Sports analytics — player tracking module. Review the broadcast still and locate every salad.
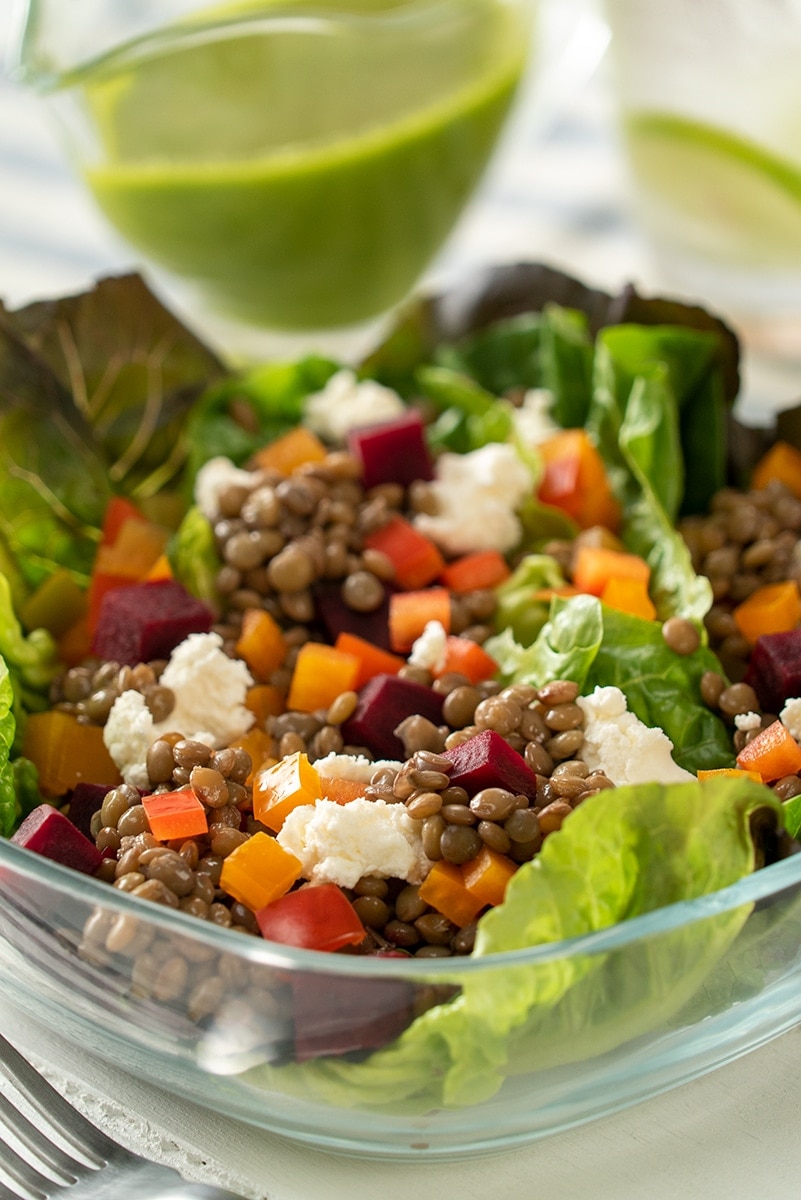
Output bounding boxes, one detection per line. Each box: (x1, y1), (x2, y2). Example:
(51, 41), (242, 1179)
(1, 264), (801, 1109)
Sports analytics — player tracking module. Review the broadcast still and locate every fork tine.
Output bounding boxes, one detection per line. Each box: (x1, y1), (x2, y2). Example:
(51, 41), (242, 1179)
(0, 1091), (80, 1187)
(0, 1136), (52, 1200)
(0, 1034), (112, 1169)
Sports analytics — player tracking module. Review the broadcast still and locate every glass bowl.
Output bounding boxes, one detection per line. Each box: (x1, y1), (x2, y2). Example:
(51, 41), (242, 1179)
(2, 832), (801, 1159)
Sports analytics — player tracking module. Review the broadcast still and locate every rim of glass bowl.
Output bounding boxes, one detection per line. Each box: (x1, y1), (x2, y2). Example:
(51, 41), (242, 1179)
(15, 0), (534, 93)
(1, 835), (800, 979)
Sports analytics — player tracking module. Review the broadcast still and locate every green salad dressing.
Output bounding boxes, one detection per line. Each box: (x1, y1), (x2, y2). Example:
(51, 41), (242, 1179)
(72, 0), (529, 330)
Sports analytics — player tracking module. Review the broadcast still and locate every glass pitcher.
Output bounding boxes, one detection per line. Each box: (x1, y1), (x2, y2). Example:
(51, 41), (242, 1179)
(11, 0), (536, 355)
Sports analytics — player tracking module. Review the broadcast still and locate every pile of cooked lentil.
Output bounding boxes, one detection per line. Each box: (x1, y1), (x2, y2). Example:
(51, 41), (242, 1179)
(46, 443), (801, 988)
(679, 479), (801, 680)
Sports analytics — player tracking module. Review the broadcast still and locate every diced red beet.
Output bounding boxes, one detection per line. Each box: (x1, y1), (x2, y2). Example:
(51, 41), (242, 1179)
(67, 783), (116, 839)
(347, 409), (434, 490)
(442, 729), (539, 800)
(92, 579), (213, 666)
(12, 805), (104, 875)
(340, 673), (444, 759)
(290, 973), (416, 1061)
(314, 581), (393, 651)
(744, 629), (801, 713)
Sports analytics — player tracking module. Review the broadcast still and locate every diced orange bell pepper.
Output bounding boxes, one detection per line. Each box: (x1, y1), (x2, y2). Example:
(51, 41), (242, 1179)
(600, 575), (657, 621)
(286, 642), (360, 712)
(101, 496), (148, 545)
(57, 614), (93, 667)
(418, 860), (485, 927)
(319, 777), (365, 805)
(440, 550), (511, 594)
(219, 832), (302, 912)
(251, 427), (327, 475)
(142, 789), (209, 841)
(252, 751), (322, 831)
(736, 720), (801, 782)
(19, 568), (88, 640)
(88, 516), (170, 630)
(537, 429), (622, 532)
(363, 516), (445, 591)
(751, 441), (801, 499)
(733, 581), (801, 645)
(432, 636), (499, 684)
(245, 683), (286, 725)
(572, 545), (650, 597)
(144, 553), (173, 581)
(22, 711), (122, 797)
(333, 632), (404, 689)
(230, 728), (277, 784)
(697, 767), (763, 784)
(388, 587), (451, 654)
(461, 845), (517, 909)
(235, 608), (288, 681)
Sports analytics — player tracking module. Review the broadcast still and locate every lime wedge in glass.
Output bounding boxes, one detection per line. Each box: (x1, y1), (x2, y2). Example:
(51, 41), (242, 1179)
(624, 112), (801, 269)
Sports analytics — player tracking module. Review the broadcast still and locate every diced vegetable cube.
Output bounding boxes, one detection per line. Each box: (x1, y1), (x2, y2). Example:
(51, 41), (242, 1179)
(252, 751), (322, 831)
(286, 642), (360, 712)
(443, 729), (539, 800)
(340, 674), (445, 760)
(745, 629), (801, 712)
(418, 859), (484, 927)
(347, 409), (433, 489)
(255, 882), (365, 951)
(315, 581), (393, 650)
(142, 789), (209, 841)
(363, 516), (444, 590)
(219, 832), (302, 911)
(92, 579), (213, 666)
(22, 711), (122, 797)
(12, 805), (104, 875)
(290, 972), (416, 1061)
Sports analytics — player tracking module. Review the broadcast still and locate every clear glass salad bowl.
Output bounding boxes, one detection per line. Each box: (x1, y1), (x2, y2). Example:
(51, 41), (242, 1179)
(2, 832), (801, 1158)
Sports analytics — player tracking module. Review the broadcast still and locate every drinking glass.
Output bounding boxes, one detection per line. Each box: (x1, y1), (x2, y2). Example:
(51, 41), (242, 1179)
(12, 0), (536, 359)
(603, 0), (801, 372)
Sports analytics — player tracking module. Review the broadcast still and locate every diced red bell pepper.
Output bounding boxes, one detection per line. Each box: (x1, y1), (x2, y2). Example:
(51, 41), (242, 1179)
(255, 882), (365, 952)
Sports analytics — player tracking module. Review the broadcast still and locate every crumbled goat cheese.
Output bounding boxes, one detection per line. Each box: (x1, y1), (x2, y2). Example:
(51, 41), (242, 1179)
(511, 388), (560, 446)
(303, 368), (405, 444)
(408, 620), (448, 672)
(104, 632), (253, 789)
(314, 753), (403, 782)
(413, 442), (534, 556)
(277, 798), (431, 888)
(781, 697), (801, 741)
(577, 686), (694, 787)
(734, 711), (763, 733)
(194, 456), (256, 521)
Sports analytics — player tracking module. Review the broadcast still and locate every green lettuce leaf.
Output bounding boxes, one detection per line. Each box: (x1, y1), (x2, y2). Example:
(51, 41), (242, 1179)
(490, 553), (568, 646)
(486, 594), (734, 772)
(0, 661), (16, 837)
(0, 573), (58, 741)
(487, 592), (603, 691)
(167, 506), (222, 613)
(585, 606), (735, 773)
(251, 777), (779, 1110)
(183, 356), (339, 490)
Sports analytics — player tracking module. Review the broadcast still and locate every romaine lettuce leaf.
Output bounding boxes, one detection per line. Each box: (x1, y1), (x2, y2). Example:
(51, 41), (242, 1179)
(183, 356), (339, 490)
(253, 777), (779, 1110)
(0, 662), (16, 836)
(0, 573), (58, 732)
(486, 593), (734, 773)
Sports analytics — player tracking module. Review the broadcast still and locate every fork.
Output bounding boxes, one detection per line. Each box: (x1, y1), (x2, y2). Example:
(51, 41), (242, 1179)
(0, 1031), (249, 1200)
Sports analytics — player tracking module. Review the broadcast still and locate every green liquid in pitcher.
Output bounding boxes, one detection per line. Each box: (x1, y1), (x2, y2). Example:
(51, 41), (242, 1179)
(72, 0), (529, 330)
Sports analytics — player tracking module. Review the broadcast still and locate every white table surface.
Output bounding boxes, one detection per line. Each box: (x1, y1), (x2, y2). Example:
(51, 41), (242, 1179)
(3, 5), (801, 1198)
